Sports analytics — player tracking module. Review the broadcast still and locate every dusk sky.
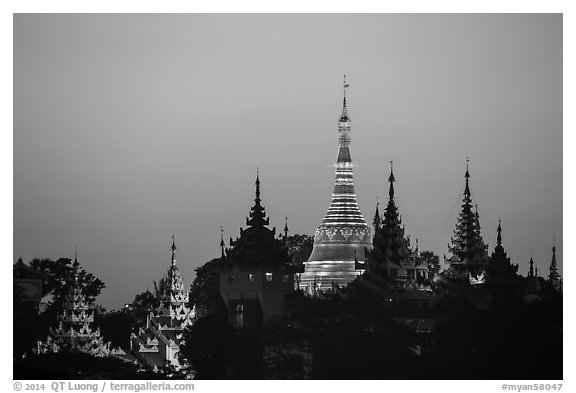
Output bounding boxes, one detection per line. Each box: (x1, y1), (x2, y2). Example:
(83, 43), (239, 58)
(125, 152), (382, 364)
(13, 14), (562, 309)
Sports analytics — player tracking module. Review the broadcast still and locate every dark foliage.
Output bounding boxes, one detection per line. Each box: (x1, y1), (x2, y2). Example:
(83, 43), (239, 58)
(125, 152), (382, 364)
(179, 312), (230, 379)
(95, 308), (135, 349)
(286, 234), (314, 268)
(425, 294), (562, 379)
(29, 258), (105, 304)
(189, 258), (226, 319)
(14, 352), (158, 380)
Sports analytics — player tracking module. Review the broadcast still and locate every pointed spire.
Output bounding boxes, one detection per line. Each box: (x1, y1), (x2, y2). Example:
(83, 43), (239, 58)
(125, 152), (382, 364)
(220, 227), (225, 259)
(548, 233), (561, 292)
(340, 74), (349, 121)
(551, 234), (557, 268)
(72, 245), (79, 281)
(171, 234), (177, 266)
(373, 197), (381, 229)
(284, 217), (289, 238)
(388, 161), (395, 199)
(256, 167), (261, 200)
(497, 219), (502, 246)
(246, 169), (270, 228)
(464, 157), (471, 199)
(529, 256), (534, 278)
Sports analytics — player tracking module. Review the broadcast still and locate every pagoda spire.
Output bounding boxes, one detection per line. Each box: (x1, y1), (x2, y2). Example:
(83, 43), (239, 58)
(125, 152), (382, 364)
(373, 197), (381, 231)
(220, 227), (225, 259)
(548, 234), (562, 292)
(529, 251), (534, 278)
(369, 162), (414, 271)
(487, 219), (518, 284)
(301, 77), (371, 292)
(464, 157), (471, 201)
(340, 74), (349, 121)
(72, 245), (80, 281)
(551, 234), (557, 269)
(246, 169), (270, 228)
(171, 234), (177, 266)
(388, 161), (395, 199)
(284, 217), (289, 238)
(382, 162), (400, 229)
(445, 158), (489, 278)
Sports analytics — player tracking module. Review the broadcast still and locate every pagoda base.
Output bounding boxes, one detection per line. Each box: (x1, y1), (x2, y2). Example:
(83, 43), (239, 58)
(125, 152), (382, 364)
(299, 260), (363, 294)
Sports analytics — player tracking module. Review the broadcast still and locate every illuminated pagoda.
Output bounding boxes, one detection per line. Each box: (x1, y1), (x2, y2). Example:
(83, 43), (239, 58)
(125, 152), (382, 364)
(444, 159), (489, 283)
(548, 237), (562, 293)
(219, 172), (297, 327)
(365, 162), (427, 285)
(300, 76), (371, 293)
(130, 236), (194, 369)
(38, 254), (127, 358)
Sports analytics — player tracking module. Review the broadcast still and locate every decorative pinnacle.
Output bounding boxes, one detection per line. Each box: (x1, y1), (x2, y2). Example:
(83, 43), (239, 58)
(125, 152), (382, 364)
(373, 197), (381, 228)
(256, 167), (261, 200)
(171, 234), (177, 265)
(73, 245), (79, 281)
(551, 233), (557, 268)
(388, 161), (396, 198)
(497, 219), (502, 246)
(220, 226), (225, 258)
(284, 217), (289, 236)
(247, 170), (269, 227)
(341, 75), (349, 120)
(464, 157), (471, 199)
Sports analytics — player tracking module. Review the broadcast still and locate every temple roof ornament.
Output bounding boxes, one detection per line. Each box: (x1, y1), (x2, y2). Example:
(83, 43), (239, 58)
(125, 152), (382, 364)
(367, 162), (420, 280)
(388, 161), (395, 199)
(487, 220), (518, 284)
(340, 74), (349, 121)
(224, 174), (294, 270)
(548, 235), (562, 292)
(246, 170), (270, 228)
(220, 226), (226, 259)
(284, 217), (289, 238)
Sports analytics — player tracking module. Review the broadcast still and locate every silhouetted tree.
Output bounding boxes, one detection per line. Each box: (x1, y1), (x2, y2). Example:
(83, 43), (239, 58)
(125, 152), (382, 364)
(95, 308), (135, 349)
(189, 258), (226, 318)
(420, 250), (440, 277)
(286, 234), (313, 268)
(179, 312), (231, 379)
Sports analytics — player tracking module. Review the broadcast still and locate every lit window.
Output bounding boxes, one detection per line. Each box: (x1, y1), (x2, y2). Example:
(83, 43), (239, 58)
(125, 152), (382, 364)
(248, 273), (255, 282)
(266, 272), (273, 281)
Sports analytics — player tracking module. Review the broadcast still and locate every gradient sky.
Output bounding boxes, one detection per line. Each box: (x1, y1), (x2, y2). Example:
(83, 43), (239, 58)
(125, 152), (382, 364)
(13, 14), (562, 309)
